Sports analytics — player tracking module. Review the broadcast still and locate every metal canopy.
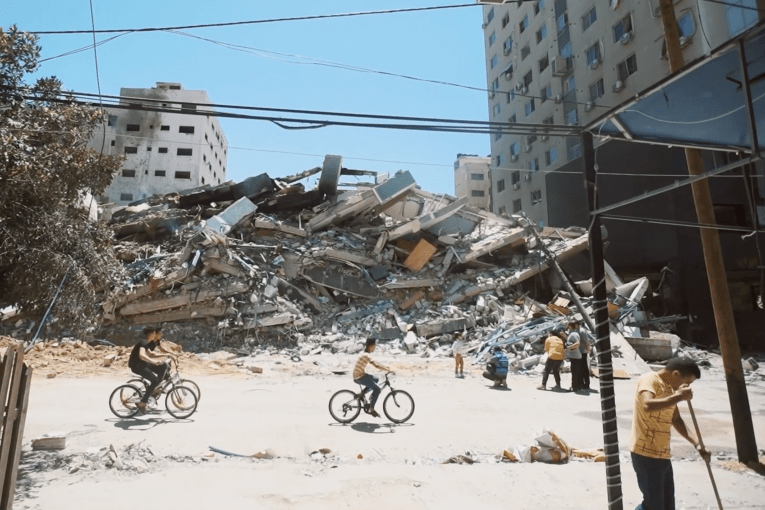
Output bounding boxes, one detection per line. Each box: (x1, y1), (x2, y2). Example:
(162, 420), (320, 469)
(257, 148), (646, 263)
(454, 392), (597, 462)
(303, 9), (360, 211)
(587, 22), (765, 153)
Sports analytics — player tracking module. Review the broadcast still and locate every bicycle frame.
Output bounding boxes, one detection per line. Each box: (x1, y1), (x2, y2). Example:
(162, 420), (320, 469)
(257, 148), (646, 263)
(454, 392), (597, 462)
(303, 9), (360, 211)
(356, 372), (394, 401)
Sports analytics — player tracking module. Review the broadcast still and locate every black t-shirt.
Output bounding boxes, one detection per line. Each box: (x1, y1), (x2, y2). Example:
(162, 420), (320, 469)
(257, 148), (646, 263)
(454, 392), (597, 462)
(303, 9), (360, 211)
(129, 339), (156, 370)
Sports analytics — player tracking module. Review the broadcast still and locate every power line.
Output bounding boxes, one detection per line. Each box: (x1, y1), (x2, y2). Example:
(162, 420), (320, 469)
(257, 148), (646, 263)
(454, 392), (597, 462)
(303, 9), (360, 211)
(702, 0), (765, 13)
(601, 213), (765, 234)
(29, 4), (477, 35)
(38, 33), (128, 63)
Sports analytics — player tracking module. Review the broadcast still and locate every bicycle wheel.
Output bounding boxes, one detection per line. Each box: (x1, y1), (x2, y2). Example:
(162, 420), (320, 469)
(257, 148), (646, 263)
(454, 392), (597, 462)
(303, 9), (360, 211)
(383, 390), (415, 423)
(165, 385), (198, 419)
(109, 384), (142, 418)
(179, 379), (201, 402)
(328, 389), (361, 424)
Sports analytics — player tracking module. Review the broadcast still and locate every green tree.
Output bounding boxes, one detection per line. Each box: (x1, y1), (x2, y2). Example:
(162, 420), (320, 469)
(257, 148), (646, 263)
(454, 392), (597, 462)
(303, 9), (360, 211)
(0, 25), (123, 333)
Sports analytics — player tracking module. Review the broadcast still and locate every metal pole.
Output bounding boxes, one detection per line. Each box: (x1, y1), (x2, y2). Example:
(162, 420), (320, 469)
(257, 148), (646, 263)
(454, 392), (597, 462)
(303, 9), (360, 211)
(582, 131), (622, 509)
(659, 0), (758, 463)
(688, 401), (724, 510)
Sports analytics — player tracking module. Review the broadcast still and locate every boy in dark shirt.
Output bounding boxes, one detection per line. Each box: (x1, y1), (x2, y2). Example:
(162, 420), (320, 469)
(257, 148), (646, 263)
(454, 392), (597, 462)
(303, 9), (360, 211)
(128, 327), (173, 413)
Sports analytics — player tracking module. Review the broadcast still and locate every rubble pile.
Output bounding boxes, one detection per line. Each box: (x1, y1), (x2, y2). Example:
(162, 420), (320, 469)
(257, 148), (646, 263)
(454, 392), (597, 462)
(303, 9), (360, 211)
(88, 156), (597, 355)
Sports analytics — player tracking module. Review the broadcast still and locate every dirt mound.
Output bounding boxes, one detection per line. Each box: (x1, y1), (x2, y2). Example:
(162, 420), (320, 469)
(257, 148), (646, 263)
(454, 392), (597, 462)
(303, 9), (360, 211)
(0, 336), (241, 378)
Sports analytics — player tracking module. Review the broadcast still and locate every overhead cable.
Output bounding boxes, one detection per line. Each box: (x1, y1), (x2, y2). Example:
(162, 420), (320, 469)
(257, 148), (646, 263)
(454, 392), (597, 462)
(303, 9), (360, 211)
(702, 0), (765, 12)
(29, 4), (477, 35)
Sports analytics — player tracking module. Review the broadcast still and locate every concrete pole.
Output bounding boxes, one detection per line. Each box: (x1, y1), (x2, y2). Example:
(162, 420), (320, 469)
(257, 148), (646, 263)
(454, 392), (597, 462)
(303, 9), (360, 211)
(658, 0), (758, 463)
(582, 131), (623, 510)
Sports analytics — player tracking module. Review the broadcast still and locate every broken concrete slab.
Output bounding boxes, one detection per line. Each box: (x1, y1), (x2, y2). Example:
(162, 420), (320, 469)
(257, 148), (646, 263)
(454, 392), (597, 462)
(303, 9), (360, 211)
(301, 266), (379, 299)
(415, 318), (475, 337)
(205, 197), (258, 235)
(319, 155), (343, 196)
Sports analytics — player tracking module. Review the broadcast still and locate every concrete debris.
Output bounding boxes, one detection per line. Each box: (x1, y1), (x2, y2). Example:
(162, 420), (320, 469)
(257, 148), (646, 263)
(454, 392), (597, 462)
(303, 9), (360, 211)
(5, 154), (745, 372)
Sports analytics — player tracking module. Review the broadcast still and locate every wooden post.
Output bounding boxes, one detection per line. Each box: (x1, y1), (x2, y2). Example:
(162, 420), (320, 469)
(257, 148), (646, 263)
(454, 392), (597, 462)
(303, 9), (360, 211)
(658, 0), (758, 463)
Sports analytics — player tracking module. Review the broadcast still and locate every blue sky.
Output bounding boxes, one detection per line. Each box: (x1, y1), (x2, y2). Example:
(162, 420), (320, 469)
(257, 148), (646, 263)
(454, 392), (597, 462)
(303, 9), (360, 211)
(6, 1), (490, 195)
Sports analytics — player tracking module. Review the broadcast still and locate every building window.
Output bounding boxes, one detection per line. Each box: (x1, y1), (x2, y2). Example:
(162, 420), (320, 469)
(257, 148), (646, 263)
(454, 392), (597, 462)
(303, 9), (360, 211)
(504, 38), (513, 54)
(726, 0), (758, 37)
(487, 7), (495, 24)
(494, 130), (503, 141)
(175, 171), (191, 179)
(177, 148), (193, 156)
(203, 154), (207, 162)
(160, 125), (170, 131)
(179, 126), (195, 134)
(539, 54), (549, 73)
(181, 103), (196, 112)
(521, 44), (531, 60)
(525, 99), (536, 116)
(507, 90), (515, 102)
(529, 158), (539, 171)
(471, 173), (485, 181)
(155, 170), (166, 177)
(582, 6), (597, 32)
(678, 12), (694, 37)
(520, 15), (529, 33)
(124, 146), (138, 154)
(531, 189), (542, 205)
(545, 147), (558, 165)
(524, 71), (533, 88)
(569, 143), (583, 161)
(567, 109), (579, 125)
(513, 199), (522, 213)
(121, 169), (136, 178)
(489, 32), (496, 46)
(126, 124), (140, 132)
(497, 179), (506, 192)
(534, 1), (545, 15)
(511, 142), (521, 156)
(511, 171), (521, 185)
(495, 154), (504, 167)
(107, 115), (118, 126)
(498, 206), (507, 215)
(146, 147), (151, 152)
(613, 15), (633, 43)
(560, 41), (573, 59)
(501, 12), (510, 29)
(589, 79), (605, 101)
(564, 75), (576, 94)
(509, 114), (517, 123)
(586, 43), (601, 66)
(110, 140), (115, 146)
(617, 54), (638, 82)
(120, 193), (133, 202)
(205, 133), (208, 141)
(202, 177), (206, 184)
(471, 190), (486, 197)
(536, 24), (547, 43)
(493, 104), (501, 118)
(492, 78), (500, 92)
(557, 12), (568, 33)
(541, 83), (552, 103)
(490, 55), (499, 69)
(158, 147), (168, 154)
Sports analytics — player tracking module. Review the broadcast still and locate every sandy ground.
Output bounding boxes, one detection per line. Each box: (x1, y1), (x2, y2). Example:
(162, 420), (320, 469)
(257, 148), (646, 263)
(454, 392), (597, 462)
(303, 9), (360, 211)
(11, 352), (765, 510)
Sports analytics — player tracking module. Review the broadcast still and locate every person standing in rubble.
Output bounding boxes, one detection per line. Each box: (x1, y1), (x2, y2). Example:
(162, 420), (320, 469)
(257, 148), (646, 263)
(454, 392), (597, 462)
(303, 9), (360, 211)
(128, 327), (174, 414)
(563, 322), (584, 392)
(577, 324), (593, 392)
(630, 357), (710, 510)
(482, 345), (509, 388)
(353, 338), (392, 418)
(538, 330), (565, 391)
(452, 331), (467, 378)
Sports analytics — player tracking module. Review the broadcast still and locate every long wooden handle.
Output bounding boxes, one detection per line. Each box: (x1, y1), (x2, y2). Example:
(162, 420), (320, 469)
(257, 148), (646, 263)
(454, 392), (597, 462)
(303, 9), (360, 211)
(688, 401), (724, 510)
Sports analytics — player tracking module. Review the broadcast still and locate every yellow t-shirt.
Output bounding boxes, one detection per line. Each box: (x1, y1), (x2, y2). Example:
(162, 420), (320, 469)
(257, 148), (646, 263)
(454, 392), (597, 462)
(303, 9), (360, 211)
(629, 372), (675, 459)
(353, 354), (371, 380)
(544, 336), (565, 361)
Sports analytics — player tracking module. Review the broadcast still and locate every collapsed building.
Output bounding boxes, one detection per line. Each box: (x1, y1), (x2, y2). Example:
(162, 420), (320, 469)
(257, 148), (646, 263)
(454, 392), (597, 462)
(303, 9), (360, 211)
(2, 155), (715, 374)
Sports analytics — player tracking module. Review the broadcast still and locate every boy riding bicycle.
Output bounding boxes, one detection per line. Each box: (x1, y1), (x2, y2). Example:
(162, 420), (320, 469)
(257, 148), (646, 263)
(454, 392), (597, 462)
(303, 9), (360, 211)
(353, 338), (392, 418)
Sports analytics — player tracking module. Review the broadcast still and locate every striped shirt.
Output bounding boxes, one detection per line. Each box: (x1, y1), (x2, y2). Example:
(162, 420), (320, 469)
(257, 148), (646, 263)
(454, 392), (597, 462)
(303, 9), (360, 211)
(353, 354), (372, 379)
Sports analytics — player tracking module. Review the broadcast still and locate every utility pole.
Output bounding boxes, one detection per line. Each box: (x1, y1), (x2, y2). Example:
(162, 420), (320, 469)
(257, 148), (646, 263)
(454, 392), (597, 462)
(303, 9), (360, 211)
(658, 0), (758, 463)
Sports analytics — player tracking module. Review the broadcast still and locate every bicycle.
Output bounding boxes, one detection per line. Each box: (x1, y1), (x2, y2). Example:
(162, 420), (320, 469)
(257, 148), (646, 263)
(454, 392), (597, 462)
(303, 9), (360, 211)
(328, 372), (415, 424)
(109, 359), (198, 419)
(125, 357), (201, 402)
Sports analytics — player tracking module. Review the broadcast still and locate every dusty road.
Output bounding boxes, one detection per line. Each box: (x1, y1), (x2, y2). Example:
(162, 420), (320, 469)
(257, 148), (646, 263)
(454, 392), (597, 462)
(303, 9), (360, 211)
(14, 354), (765, 509)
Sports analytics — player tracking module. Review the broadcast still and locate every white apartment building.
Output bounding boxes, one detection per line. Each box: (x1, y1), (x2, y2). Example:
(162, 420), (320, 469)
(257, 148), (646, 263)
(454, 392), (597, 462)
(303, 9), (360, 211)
(479, 0), (762, 226)
(454, 154), (492, 210)
(90, 82), (228, 205)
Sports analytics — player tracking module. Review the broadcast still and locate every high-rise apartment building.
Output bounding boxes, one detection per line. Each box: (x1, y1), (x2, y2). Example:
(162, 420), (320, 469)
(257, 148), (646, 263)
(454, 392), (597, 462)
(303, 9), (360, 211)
(479, 0), (761, 226)
(454, 154), (492, 210)
(89, 82), (228, 205)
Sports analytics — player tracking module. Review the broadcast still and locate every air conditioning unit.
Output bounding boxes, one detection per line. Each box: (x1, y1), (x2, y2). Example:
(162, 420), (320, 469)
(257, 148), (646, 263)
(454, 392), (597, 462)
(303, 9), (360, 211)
(588, 59), (601, 70)
(482, 23), (488, 29)
(613, 80), (624, 92)
(510, 154), (519, 162)
(552, 56), (567, 76)
(512, 183), (521, 190)
(524, 145), (533, 153)
(679, 35), (690, 47)
(489, 91), (496, 99)
(520, 86), (528, 95)
(541, 135), (549, 141)
(515, 82), (523, 91)
(504, 47), (512, 56)
(584, 101), (594, 112)
(620, 31), (633, 45)
(504, 71), (513, 81)
(554, 94), (562, 103)
(524, 174), (532, 182)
